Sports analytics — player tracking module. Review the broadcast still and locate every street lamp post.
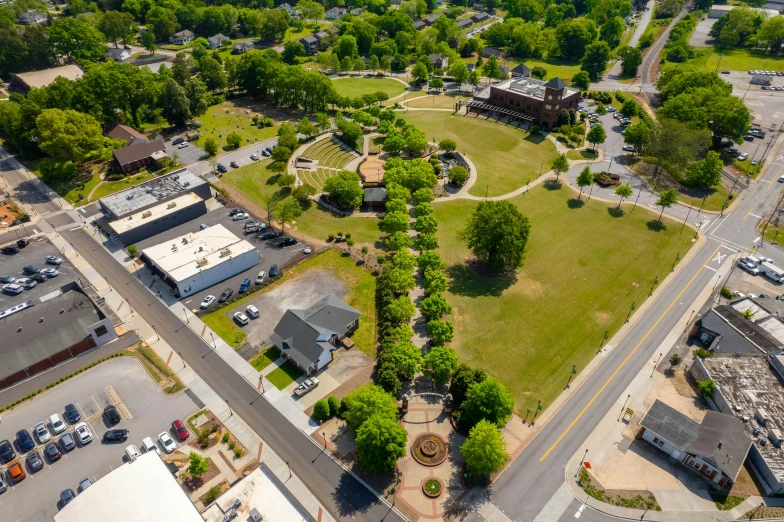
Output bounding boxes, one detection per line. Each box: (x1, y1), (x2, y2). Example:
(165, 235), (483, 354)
(203, 333), (219, 358)
(749, 502), (765, 521)
(599, 330), (609, 348)
(619, 394), (630, 420)
(566, 364), (577, 388)
(226, 399), (232, 417)
(651, 353), (663, 377)
(577, 449), (588, 476)
(532, 400), (542, 424)
(649, 275), (659, 296)
(671, 252), (680, 272)
(680, 202), (692, 233)
(626, 301), (636, 323)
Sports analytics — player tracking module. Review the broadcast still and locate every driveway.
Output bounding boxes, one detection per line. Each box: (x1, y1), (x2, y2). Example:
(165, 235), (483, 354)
(167, 141), (205, 167)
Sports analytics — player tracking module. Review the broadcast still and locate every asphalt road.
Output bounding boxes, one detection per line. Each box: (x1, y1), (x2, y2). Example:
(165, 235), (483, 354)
(61, 227), (402, 522)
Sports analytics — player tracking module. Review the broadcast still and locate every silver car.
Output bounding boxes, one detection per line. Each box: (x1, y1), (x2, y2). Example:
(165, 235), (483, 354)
(34, 422), (51, 443)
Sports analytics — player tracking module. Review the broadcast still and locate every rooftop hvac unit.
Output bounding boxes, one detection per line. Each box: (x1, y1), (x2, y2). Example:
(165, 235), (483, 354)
(770, 429), (783, 447)
(126, 193), (134, 200)
(183, 181), (190, 187)
(142, 211), (152, 218)
(219, 248), (231, 257)
(195, 258), (208, 267)
(147, 187), (153, 193)
(167, 202), (177, 209)
(173, 174), (179, 180)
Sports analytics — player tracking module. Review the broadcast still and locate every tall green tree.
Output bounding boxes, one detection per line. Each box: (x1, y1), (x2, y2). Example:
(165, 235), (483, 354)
(460, 200), (531, 272)
(423, 346), (459, 383)
(450, 364), (486, 408)
(551, 153), (569, 181)
(581, 41), (611, 80)
(619, 46), (642, 77)
(461, 419), (507, 476)
(461, 377), (515, 428)
(99, 10), (137, 47)
(159, 78), (191, 126)
(623, 123), (650, 153)
(35, 109), (106, 163)
(576, 166), (593, 200)
(614, 183), (632, 209)
(48, 18), (107, 62)
(342, 384), (398, 431)
(146, 6), (179, 41)
(187, 452), (209, 477)
(685, 151), (723, 188)
(385, 340), (423, 378)
(355, 414), (408, 473)
(586, 124), (607, 151)
(198, 56), (226, 92)
(656, 188), (678, 222)
(323, 170), (364, 210)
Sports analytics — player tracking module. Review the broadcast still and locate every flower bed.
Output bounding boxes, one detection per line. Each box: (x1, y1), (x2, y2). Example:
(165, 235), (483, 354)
(423, 478), (442, 498)
(411, 433), (448, 466)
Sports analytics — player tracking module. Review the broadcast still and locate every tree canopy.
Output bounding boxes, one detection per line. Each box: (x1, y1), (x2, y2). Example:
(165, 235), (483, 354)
(461, 377), (515, 428)
(342, 384), (398, 431)
(460, 200), (531, 272)
(461, 419), (507, 476)
(323, 170), (364, 210)
(355, 414), (408, 473)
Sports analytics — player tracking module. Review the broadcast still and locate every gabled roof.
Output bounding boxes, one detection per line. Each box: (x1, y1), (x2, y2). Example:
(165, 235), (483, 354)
(640, 399), (700, 450)
(233, 41), (254, 50)
(314, 31), (329, 39)
(113, 139), (166, 167)
(413, 20), (426, 29)
(483, 47), (501, 57)
(457, 18), (473, 27)
(545, 77), (566, 90)
(300, 35), (318, 44)
(208, 33), (228, 43)
(688, 410), (751, 482)
(106, 123), (147, 144)
(511, 63), (531, 75)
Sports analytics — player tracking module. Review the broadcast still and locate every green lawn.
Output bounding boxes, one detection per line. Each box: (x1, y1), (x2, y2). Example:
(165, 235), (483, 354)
(215, 46), (262, 62)
(633, 162), (730, 212)
(567, 149), (598, 161)
(267, 361), (303, 390)
(195, 101), (281, 151)
(662, 48), (784, 74)
(250, 346), (281, 371)
(284, 22), (323, 42)
(432, 184), (693, 415)
(292, 205), (383, 249)
(91, 172), (156, 201)
(332, 77), (408, 99)
(405, 93), (471, 109)
(220, 158), (279, 203)
(201, 250), (377, 357)
(400, 111), (559, 197)
(498, 57), (582, 81)
(761, 223), (784, 248)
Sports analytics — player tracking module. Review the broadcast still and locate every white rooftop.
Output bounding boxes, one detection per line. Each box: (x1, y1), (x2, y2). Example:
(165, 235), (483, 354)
(142, 224), (256, 282)
(108, 192), (203, 234)
(100, 168), (205, 218)
(54, 452), (202, 522)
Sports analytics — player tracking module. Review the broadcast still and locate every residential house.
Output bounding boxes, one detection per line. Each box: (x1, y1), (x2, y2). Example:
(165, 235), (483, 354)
(429, 54), (448, 69)
(232, 41), (254, 54)
(106, 48), (131, 62)
(106, 123), (167, 174)
(207, 33), (229, 48)
(511, 63), (531, 78)
(350, 7), (364, 15)
(10, 65), (83, 94)
(472, 3), (485, 10)
(17, 9), (47, 25)
(278, 3), (300, 16)
(471, 11), (489, 22)
(423, 13), (442, 25)
(300, 35), (320, 55)
(270, 294), (361, 375)
(413, 19), (426, 30)
(483, 47), (501, 58)
(457, 18), (473, 29)
(169, 30), (194, 45)
(638, 399), (752, 487)
(326, 7), (347, 19)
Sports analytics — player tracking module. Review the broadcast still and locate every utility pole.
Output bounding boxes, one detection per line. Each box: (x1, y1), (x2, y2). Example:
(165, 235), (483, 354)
(761, 192), (784, 245)
(651, 353), (663, 377)
(619, 394), (630, 420)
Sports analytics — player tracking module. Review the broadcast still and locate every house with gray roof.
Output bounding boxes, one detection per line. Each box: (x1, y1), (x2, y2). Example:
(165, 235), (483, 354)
(270, 294), (361, 375)
(300, 35), (320, 55)
(207, 33), (230, 48)
(638, 399), (752, 487)
(457, 18), (473, 29)
(170, 30), (194, 45)
(233, 41), (254, 54)
(693, 304), (783, 356)
(413, 19), (426, 30)
(17, 9), (47, 25)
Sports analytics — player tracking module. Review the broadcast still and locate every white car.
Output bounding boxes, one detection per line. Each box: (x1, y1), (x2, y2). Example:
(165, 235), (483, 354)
(200, 295), (215, 309)
(234, 311), (249, 325)
(733, 291), (746, 298)
(250, 154), (259, 161)
(50, 413), (66, 434)
(45, 255), (63, 265)
(246, 305), (260, 318)
(73, 422), (93, 445)
(232, 212), (250, 221)
(125, 444), (141, 461)
(34, 422), (51, 443)
(622, 145), (635, 152)
(738, 153), (749, 161)
(141, 436), (160, 455)
(158, 432), (176, 453)
(41, 268), (59, 278)
(177, 142), (190, 149)
(2, 283), (23, 295)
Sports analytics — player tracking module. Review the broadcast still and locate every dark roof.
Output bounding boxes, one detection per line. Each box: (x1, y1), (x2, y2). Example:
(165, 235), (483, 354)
(413, 20), (426, 29)
(315, 31), (329, 40)
(472, 12), (489, 20)
(457, 18), (472, 27)
(113, 139), (166, 167)
(700, 306), (782, 354)
(106, 123), (147, 145)
(687, 411), (751, 481)
(545, 77), (567, 89)
(467, 63), (476, 71)
(270, 294), (360, 369)
(428, 54), (446, 62)
(172, 30), (193, 38)
(0, 291), (103, 381)
(106, 48), (129, 60)
(511, 63), (531, 76)
(233, 41), (254, 50)
(425, 13), (442, 22)
(364, 187), (387, 202)
(640, 400), (700, 450)
(300, 35), (318, 44)
(483, 47), (501, 57)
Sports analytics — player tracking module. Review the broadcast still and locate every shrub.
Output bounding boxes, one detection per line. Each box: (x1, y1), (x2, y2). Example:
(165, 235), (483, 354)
(530, 125), (541, 134)
(697, 379), (716, 397)
(228, 440), (236, 449)
(222, 433), (230, 443)
(693, 347), (712, 359)
(233, 448), (242, 458)
(314, 399), (331, 420)
(328, 395), (340, 417)
(328, 234), (335, 241)
(720, 287), (734, 299)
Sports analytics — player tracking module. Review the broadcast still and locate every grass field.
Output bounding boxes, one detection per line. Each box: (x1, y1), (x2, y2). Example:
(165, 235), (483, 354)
(202, 250), (377, 357)
(250, 347), (280, 371)
(220, 158), (278, 204)
(195, 101), (281, 151)
(567, 149), (598, 160)
(498, 58), (582, 81)
(431, 184), (693, 414)
(216, 45), (261, 62)
(400, 111), (558, 197)
(633, 163), (730, 212)
(662, 48), (784, 74)
(404, 93), (471, 109)
(267, 361), (303, 390)
(293, 205), (383, 249)
(332, 77), (408, 99)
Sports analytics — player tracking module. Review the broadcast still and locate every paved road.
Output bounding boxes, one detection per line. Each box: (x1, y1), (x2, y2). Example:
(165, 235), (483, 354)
(60, 227), (403, 522)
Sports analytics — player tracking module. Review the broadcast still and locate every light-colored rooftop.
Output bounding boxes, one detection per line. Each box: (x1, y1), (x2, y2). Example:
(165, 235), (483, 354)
(108, 193), (203, 234)
(100, 168), (204, 218)
(491, 76), (580, 101)
(142, 224), (256, 283)
(13, 65), (83, 89)
(54, 452), (202, 522)
(729, 297), (784, 345)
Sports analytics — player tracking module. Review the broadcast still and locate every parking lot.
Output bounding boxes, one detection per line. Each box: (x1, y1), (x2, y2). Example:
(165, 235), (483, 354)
(130, 207), (311, 312)
(164, 140), (206, 167)
(0, 357), (198, 522)
(0, 235), (85, 308)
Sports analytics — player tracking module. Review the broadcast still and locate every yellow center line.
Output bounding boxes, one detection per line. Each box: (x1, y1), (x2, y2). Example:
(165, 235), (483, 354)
(539, 243), (723, 462)
(744, 208), (754, 220)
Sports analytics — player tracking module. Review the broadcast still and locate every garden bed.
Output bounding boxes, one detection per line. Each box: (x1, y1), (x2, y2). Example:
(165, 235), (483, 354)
(411, 433), (448, 466)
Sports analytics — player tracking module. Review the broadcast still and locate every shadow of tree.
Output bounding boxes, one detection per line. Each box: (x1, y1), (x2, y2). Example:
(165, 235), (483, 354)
(446, 263), (517, 297)
(567, 198), (584, 209)
(607, 206), (624, 218)
(524, 133), (546, 145)
(543, 180), (562, 191)
(330, 470), (381, 518)
(647, 220), (666, 232)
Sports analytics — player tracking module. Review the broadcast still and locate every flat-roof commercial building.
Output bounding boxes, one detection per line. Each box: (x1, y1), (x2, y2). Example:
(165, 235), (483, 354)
(10, 64), (83, 94)
(106, 193), (208, 246)
(99, 168), (211, 221)
(54, 452), (202, 522)
(709, 4), (779, 18)
(140, 224), (258, 298)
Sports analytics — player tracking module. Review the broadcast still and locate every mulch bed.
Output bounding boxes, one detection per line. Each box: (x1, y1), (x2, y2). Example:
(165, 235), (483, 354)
(183, 457), (221, 492)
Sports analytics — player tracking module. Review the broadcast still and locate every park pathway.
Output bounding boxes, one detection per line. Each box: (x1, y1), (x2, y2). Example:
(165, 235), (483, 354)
(406, 203), (429, 351)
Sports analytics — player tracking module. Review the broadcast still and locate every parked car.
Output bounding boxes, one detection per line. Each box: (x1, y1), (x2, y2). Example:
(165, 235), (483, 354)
(0, 475), (5, 494)
(250, 154), (259, 161)
(64, 404), (81, 424)
(217, 163), (227, 173)
(255, 271), (266, 285)
(261, 149), (271, 157)
(30, 273), (48, 283)
(27, 451), (43, 472)
(177, 142), (190, 149)
(158, 432), (177, 453)
(0, 275), (15, 283)
(60, 489), (76, 506)
(239, 278), (251, 292)
(141, 437), (160, 455)
(16, 278), (36, 289)
(2, 245), (19, 254)
(23, 265), (40, 274)
(45, 442), (62, 462)
(16, 430), (35, 452)
(104, 405), (121, 425)
(8, 462), (25, 484)
(738, 153), (749, 161)
(200, 295), (216, 308)
(45, 256), (63, 265)
(259, 231), (279, 240)
(172, 137), (185, 145)
(244, 224), (260, 234)
(125, 444), (142, 461)
(234, 311), (249, 325)
(622, 145), (635, 152)
(78, 477), (92, 491)
(73, 422), (93, 445)
(230, 161), (240, 168)
(0, 440), (15, 464)
(171, 420), (189, 441)
(200, 223), (209, 230)
(34, 422), (51, 443)
(269, 264), (278, 277)
(232, 212), (249, 221)
(229, 208), (245, 216)
(41, 268), (59, 278)
(59, 432), (76, 452)
(2, 284), (23, 295)
(276, 237), (297, 247)
(218, 288), (233, 302)
(246, 305), (260, 318)
(733, 291), (746, 298)
(50, 413), (66, 434)
(17, 239), (28, 248)
(103, 429), (129, 443)
(294, 378), (320, 397)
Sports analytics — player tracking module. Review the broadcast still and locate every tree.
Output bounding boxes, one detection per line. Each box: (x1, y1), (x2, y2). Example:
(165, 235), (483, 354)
(581, 41), (611, 81)
(428, 319), (454, 346)
(697, 379), (716, 397)
(171, 52), (192, 85)
(576, 166), (593, 200)
(35, 109), (105, 163)
(297, 117), (317, 139)
(384, 267), (416, 294)
(188, 452), (209, 477)
(423, 268), (448, 295)
(377, 363), (402, 396)
(355, 414), (408, 473)
(48, 18), (107, 62)
(600, 16), (625, 47)
(259, 193), (280, 225)
(334, 34), (358, 59)
(314, 399), (331, 420)
(385, 231), (412, 251)
(386, 340), (423, 378)
(369, 55), (380, 72)
(141, 30), (156, 54)
(461, 377), (515, 428)
(655, 188), (678, 222)
(450, 364), (486, 408)
(316, 112), (331, 133)
(420, 293), (452, 321)
(414, 202), (433, 217)
(296, 0), (324, 23)
(451, 60), (469, 86)
(572, 71), (591, 91)
(685, 151), (723, 188)
(418, 251), (446, 273)
(430, 77), (444, 90)
(586, 124), (606, 152)
(159, 79), (191, 127)
(99, 10), (137, 47)
(385, 295), (416, 323)
(413, 187), (434, 204)
(439, 138), (456, 153)
(199, 56), (226, 92)
(342, 384), (398, 430)
(275, 197), (302, 235)
(619, 46), (642, 77)
(531, 66), (547, 80)
(277, 174), (296, 189)
(449, 166), (469, 186)
(461, 420), (507, 476)
(620, 99), (639, 118)
(460, 200), (531, 272)
(381, 211), (410, 234)
(203, 138), (218, 157)
(412, 61), (429, 82)
(416, 233), (439, 251)
(551, 153), (569, 181)
(184, 77), (209, 119)
(669, 353), (682, 368)
(146, 6), (179, 41)
(283, 41), (306, 65)
(423, 346), (458, 383)
(614, 183), (632, 209)
(623, 123), (650, 153)
(413, 216), (438, 235)
(226, 132), (242, 149)
(323, 170), (364, 210)
(482, 55), (502, 81)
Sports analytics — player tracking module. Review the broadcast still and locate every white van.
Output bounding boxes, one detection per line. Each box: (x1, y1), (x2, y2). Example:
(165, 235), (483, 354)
(761, 262), (784, 284)
(125, 444), (141, 461)
(141, 437), (160, 455)
(2, 283), (23, 295)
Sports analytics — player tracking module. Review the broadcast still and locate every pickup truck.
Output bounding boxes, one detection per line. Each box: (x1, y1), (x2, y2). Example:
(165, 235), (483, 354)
(294, 378), (320, 397)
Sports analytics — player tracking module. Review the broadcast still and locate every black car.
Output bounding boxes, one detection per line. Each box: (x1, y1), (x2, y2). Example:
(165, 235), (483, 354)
(59, 432), (76, 452)
(16, 239), (28, 248)
(16, 429), (35, 452)
(217, 163), (227, 173)
(0, 440), (15, 463)
(45, 442), (62, 462)
(23, 265), (40, 275)
(30, 273), (47, 283)
(276, 237), (297, 247)
(172, 137), (184, 145)
(269, 264), (278, 277)
(229, 208), (244, 216)
(1, 245), (18, 255)
(27, 451), (43, 472)
(104, 405), (121, 425)
(60, 489), (76, 506)
(64, 404), (81, 424)
(103, 429), (130, 443)
(259, 231), (279, 240)
(218, 288), (233, 302)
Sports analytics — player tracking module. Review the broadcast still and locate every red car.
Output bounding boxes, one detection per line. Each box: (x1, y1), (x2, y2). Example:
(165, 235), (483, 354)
(172, 420), (189, 441)
(230, 161), (240, 168)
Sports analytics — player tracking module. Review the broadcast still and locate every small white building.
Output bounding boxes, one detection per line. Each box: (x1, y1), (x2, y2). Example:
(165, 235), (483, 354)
(169, 30), (194, 45)
(106, 47), (131, 62)
(140, 224), (258, 298)
(326, 7), (347, 19)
